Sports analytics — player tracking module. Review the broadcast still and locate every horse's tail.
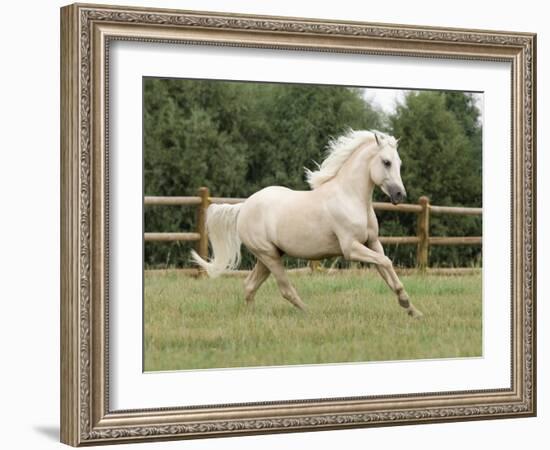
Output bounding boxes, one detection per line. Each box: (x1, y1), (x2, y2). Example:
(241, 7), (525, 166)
(190, 203), (243, 278)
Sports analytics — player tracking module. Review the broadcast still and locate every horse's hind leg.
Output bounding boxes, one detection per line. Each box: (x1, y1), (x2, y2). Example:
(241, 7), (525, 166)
(256, 252), (307, 311)
(244, 260), (270, 305)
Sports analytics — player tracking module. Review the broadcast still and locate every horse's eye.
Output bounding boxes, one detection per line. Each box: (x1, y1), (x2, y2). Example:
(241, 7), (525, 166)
(383, 160), (391, 168)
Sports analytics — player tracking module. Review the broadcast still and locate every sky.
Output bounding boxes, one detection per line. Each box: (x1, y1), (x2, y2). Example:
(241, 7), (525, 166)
(362, 87), (484, 119)
(363, 88), (405, 114)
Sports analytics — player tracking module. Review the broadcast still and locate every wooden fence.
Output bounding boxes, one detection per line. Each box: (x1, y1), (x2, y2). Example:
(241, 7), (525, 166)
(144, 187), (482, 269)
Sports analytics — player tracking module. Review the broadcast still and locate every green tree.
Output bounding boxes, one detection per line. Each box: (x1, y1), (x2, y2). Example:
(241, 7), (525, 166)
(241, 84), (383, 192)
(384, 91), (482, 267)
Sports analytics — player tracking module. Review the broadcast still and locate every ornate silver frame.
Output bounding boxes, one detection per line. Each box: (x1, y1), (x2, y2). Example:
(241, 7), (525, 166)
(60, 3), (536, 446)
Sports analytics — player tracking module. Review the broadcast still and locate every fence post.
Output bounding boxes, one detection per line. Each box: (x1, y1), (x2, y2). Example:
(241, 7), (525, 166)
(196, 187), (210, 263)
(309, 260), (321, 273)
(416, 196), (430, 270)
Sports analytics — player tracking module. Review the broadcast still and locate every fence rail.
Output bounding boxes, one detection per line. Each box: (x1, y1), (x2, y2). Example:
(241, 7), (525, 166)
(144, 232), (201, 242)
(144, 187), (482, 269)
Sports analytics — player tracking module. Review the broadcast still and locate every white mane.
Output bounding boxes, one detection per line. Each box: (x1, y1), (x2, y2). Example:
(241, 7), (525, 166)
(305, 129), (397, 189)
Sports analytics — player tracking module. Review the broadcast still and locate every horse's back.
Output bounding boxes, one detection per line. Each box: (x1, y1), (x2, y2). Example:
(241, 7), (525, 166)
(247, 185), (295, 203)
(238, 186), (298, 236)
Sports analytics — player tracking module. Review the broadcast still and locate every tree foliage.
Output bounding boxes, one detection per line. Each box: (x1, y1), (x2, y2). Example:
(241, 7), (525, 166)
(383, 91), (482, 267)
(143, 79), (482, 268)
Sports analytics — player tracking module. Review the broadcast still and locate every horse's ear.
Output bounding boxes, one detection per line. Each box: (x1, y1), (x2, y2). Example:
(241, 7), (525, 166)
(374, 133), (381, 146)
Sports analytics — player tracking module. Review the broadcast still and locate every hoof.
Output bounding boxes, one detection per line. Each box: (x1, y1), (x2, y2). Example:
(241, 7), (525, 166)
(291, 301), (307, 313)
(399, 297), (411, 309)
(407, 307), (424, 319)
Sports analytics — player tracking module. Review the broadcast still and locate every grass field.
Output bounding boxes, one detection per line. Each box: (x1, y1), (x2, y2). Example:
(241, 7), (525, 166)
(144, 270), (482, 372)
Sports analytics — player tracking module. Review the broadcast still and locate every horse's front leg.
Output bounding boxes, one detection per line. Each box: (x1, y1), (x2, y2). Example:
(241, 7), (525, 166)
(347, 240), (423, 318)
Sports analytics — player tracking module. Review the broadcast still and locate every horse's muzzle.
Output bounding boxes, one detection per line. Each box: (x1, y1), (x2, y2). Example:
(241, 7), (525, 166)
(388, 185), (406, 205)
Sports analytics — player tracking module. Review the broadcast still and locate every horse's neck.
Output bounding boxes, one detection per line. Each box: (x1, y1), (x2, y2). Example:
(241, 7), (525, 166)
(331, 145), (375, 207)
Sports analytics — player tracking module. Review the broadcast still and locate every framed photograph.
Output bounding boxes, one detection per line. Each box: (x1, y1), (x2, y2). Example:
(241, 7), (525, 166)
(60, 3), (536, 446)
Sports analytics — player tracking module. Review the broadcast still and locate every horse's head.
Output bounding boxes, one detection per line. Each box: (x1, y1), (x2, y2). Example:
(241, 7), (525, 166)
(370, 133), (406, 205)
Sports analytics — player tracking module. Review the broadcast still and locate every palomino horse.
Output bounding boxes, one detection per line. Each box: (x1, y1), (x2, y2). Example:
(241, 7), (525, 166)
(191, 130), (423, 317)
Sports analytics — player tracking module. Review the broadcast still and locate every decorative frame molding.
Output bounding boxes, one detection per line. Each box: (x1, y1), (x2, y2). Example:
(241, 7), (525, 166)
(60, 3), (536, 446)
